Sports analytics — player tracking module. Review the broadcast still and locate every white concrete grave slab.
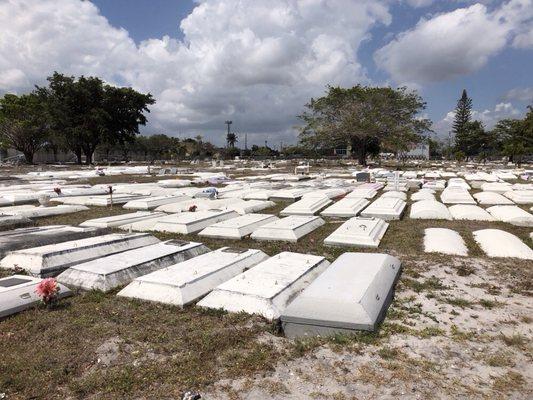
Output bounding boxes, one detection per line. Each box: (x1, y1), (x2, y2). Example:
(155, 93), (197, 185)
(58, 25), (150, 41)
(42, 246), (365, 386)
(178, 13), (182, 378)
(486, 206), (533, 227)
(123, 195), (191, 210)
(198, 252), (330, 320)
(85, 194), (149, 206)
(440, 187), (476, 204)
(473, 229), (533, 260)
(0, 275), (73, 319)
(152, 210), (239, 234)
(302, 188), (348, 200)
(118, 247), (268, 306)
(116, 214), (175, 232)
(504, 190), (533, 204)
(14, 205), (89, 218)
(422, 180), (446, 190)
(424, 228), (468, 256)
(251, 215), (325, 242)
(345, 188), (378, 199)
(157, 179), (192, 188)
(269, 188), (313, 202)
(0, 225), (107, 258)
(447, 178), (471, 190)
(360, 197), (406, 221)
(409, 200), (452, 220)
(0, 205), (37, 215)
(0, 233), (159, 277)
(411, 190), (436, 201)
(57, 240), (210, 292)
(381, 191), (407, 201)
(241, 189), (274, 201)
(481, 182), (512, 193)
(280, 196), (332, 216)
(473, 191), (513, 205)
(281, 252), (401, 337)
(199, 214), (278, 239)
(0, 215), (33, 230)
(227, 200), (276, 215)
(324, 217), (388, 248)
(448, 205), (495, 221)
(320, 197), (369, 218)
(383, 182), (409, 192)
(80, 211), (167, 228)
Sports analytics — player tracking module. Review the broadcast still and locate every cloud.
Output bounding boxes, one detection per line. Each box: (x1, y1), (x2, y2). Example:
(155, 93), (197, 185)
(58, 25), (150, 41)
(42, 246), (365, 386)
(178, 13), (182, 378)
(0, 0), (392, 145)
(374, 0), (533, 84)
(503, 87), (533, 102)
(405, 0), (435, 8)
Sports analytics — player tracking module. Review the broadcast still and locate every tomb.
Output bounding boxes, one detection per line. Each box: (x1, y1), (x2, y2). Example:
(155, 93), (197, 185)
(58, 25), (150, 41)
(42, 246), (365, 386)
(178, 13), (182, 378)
(411, 190), (435, 201)
(198, 251), (330, 320)
(440, 187), (476, 204)
(473, 229), (533, 260)
(360, 197), (406, 221)
(345, 188), (378, 199)
(447, 178), (471, 190)
(409, 200), (452, 220)
(152, 210), (239, 234)
(268, 188), (312, 202)
(423, 228), (468, 256)
(324, 217), (388, 248)
(0, 275), (73, 319)
(227, 200), (276, 215)
(199, 214), (278, 239)
(85, 194), (149, 206)
(320, 198), (369, 218)
(503, 190), (533, 204)
(57, 240), (209, 292)
(13, 205), (89, 218)
(0, 233), (160, 277)
(481, 182), (512, 193)
(486, 205), (533, 227)
(380, 191), (407, 201)
(80, 211), (167, 228)
(0, 215), (33, 230)
(118, 247), (268, 306)
(123, 195), (191, 210)
(280, 196), (332, 216)
(473, 191), (513, 205)
(250, 215), (325, 242)
(281, 252), (401, 337)
(448, 205), (495, 221)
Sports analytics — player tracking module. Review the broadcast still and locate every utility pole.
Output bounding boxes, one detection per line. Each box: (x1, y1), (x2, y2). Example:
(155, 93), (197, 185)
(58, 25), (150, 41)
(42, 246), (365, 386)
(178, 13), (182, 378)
(244, 133), (248, 150)
(224, 120), (232, 147)
(265, 140), (268, 148)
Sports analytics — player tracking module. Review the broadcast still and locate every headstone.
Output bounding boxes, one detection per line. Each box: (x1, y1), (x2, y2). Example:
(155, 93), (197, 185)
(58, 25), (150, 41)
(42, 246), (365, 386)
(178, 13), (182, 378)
(424, 228), (468, 256)
(198, 252), (330, 320)
(251, 215), (325, 242)
(355, 172), (370, 182)
(152, 210), (239, 234)
(473, 229), (533, 260)
(118, 247), (269, 306)
(320, 197), (369, 218)
(409, 200), (452, 220)
(57, 240), (210, 292)
(0, 233), (160, 277)
(280, 196), (332, 216)
(281, 252), (401, 337)
(199, 214), (278, 239)
(360, 197), (406, 221)
(324, 217), (389, 248)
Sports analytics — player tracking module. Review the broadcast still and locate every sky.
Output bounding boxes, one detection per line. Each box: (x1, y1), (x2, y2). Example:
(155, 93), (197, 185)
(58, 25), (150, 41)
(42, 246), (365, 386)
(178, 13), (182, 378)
(0, 0), (532, 147)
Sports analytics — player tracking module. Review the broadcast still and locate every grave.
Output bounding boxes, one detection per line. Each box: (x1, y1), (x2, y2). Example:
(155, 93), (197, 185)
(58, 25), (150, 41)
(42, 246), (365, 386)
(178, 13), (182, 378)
(281, 252), (401, 337)
(473, 229), (533, 260)
(320, 198), (369, 218)
(117, 214), (175, 232)
(302, 188), (348, 200)
(411, 190), (436, 201)
(227, 200), (276, 215)
(80, 211), (167, 228)
(473, 191), (514, 205)
(57, 240), (209, 292)
(486, 205), (533, 227)
(0, 215), (33, 230)
(0, 225), (107, 257)
(360, 197), (406, 221)
(118, 247), (268, 306)
(440, 187), (476, 204)
(422, 180), (446, 190)
(447, 178), (471, 190)
(123, 195), (191, 210)
(504, 190), (533, 204)
(85, 194), (149, 206)
(424, 228), (468, 256)
(0, 275), (73, 319)
(481, 182), (512, 193)
(448, 205), (495, 221)
(13, 205), (89, 218)
(381, 191), (407, 201)
(250, 215), (325, 242)
(199, 214), (278, 239)
(280, 196), (332, 216)
(0, 233), (159, 277)
(152, 210), (239, 234)
(345, 188), (378, 199)
(324, 217), (388, 248)
(409, 200), (452, 220)
(198, 252), (330, 320)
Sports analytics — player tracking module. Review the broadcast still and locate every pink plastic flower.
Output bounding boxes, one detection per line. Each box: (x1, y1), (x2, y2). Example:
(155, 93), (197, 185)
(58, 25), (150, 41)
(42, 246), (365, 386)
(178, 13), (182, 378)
(35, 278), (60, 305)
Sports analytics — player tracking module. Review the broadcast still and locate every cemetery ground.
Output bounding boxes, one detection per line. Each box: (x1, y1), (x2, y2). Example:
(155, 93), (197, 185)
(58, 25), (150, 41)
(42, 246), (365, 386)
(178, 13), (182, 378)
(0, 171), (532, 399)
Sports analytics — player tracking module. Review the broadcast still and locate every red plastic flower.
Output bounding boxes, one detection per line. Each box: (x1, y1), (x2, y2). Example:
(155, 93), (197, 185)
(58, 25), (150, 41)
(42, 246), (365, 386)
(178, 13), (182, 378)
(35, 278), (60, 305)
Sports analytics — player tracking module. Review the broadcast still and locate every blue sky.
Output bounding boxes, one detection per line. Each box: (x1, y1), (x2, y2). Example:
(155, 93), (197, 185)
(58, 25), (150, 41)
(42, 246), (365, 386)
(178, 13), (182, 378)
(1, 0), (532, 145)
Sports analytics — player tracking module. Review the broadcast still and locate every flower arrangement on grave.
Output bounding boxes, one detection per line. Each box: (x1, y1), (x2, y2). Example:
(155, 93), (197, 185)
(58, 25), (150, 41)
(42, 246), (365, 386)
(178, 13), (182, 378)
(35, 277), (61, 306)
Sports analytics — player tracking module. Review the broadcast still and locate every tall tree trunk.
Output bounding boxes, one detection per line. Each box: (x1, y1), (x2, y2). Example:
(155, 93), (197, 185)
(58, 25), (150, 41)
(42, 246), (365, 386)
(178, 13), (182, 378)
(75, 148), (82, 165)
(23, 151), (34, 164)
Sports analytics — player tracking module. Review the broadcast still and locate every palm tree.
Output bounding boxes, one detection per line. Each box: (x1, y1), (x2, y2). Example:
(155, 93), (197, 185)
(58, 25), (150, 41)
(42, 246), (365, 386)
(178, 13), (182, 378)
(226, 132), (238, 148)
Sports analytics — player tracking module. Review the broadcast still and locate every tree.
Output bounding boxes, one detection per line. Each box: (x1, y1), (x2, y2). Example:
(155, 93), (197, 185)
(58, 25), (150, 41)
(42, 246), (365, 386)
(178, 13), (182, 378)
(0, 92), (49, 163)
(226, 132), (238, 148)
(453, 89), (473, 154)
(492, 111), (533, 166)
(298, 85), (431, 166)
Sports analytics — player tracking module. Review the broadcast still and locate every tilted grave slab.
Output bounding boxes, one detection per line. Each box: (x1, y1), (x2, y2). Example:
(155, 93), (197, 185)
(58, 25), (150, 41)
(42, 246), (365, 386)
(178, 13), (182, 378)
(381, 191), (407, 201)
(324, 217), (388, 248)
(503, 190), (533, 205)
(281, 252), (401, 337)
(486, 205), (533, 227)
(473, 229), (533, 260)
(123, 195), (191, 210)
(409, 200), (452, 220)
(199, 214), (278, 239)
(14, 205), (89, 218)
(440, 187), (476, 204)
(118, 247), (268, 306)
(198, 252), (330, 320)
(320, 197), (369, 218)
(424, 228), (468, 256)
(152, 210), (239, 234)
(0, 233), (159, 277)
(448, 205), (495, 221)
(345, 188), (378, 199)
(227, 200), (276, 215)
(57, 240), (209, 292)
(80, 211), (167, 228)
(280, 196), (332, 216)
(84, 194), (149, 206)
(0, 225), (107, 258)
(251, 215), (325, 242)
(0, 275), (73, 319)
(473, 191), (514, 205)
(268, 188), (313, 202)
(360, 197), (406, 221)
